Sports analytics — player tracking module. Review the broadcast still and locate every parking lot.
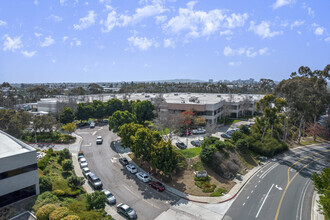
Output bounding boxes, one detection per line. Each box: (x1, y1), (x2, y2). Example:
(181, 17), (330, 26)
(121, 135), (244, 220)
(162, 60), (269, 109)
(75, 125), (180, 220)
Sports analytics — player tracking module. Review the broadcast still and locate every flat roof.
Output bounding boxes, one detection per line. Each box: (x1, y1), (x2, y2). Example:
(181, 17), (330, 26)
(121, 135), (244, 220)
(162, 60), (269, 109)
(0, 131), (35, 158)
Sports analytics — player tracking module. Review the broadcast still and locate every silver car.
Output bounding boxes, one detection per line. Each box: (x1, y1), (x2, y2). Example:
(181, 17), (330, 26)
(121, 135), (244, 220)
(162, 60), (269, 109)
(102, 189), (116, 205)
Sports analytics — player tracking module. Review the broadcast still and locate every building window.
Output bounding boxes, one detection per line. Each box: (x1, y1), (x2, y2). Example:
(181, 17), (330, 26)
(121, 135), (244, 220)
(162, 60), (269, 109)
(0, 185), (36, 207)
(231, 105), (238, 110)
(0, 163), (37, 180)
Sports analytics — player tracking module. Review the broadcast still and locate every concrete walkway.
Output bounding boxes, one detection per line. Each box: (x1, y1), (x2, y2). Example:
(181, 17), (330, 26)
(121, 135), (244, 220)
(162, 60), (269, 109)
(311, 190), (325, 220)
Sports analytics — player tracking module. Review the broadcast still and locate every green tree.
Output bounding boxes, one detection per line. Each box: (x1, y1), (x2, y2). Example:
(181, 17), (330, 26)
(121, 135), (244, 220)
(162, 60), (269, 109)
(91, 100), (105, 119)
(312, 168), (330, 218)
(62, 159), (73, 172)
(108, 110), (136, 132)
(60, 107), (75, 124)
(117, 123), (143, 148)
(134, 100), (154, 123)
(49, 207), (70, 220)
(231, 131), (245, 143)
(33, 115), (58, 133)
(86, 191), (107, 210)
(236, 139), (249, 151)
(105, 99), (123, 116)
(76, 103), (92, 122)
(67, 176), (85, 189)
(70, 86), (86, 95)
(131, 128), (154, 162)
(88, 83), (103, 94)
(239, 125), (251, 135)
(200, 145), (216, 164)
(151, 141), (178, 176)
(36, 204), (57, 220)
(63, 123), (76, 133)
(39, 176), (53, 193)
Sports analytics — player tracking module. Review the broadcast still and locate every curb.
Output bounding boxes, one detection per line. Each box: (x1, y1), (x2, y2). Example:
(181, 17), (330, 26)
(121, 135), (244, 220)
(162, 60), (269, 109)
(164, 162), (267, 204)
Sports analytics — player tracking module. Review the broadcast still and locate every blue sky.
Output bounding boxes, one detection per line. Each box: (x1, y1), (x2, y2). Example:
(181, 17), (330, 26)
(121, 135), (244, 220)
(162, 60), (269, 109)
(0, 0), (329, 83)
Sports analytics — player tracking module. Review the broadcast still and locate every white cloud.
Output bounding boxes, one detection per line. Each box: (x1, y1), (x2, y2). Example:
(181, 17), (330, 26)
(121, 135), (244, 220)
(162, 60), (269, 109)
(220, 30), (232, 36)
(164, 38), (175, 48)
(3, 35), (23, 52)
(21, 50), (36, 57)
(83, 66), (89, 72)
(314, 27), (324, 36)
(272, 0), (295, 9)
(48, 15), (63, 22)
(51, 59), (56, 63)
(60, 0), (67, 6)
(258, 47), (268, 55)
(228, 61), (242, 66)
(127, 36), (155, 51)
(101, 2), (167, 32)
(290, 20), (304, 30)
(74, 11), (96, 30)
(62, 36), (68, 42)
(224, 46), (269, 57)
(34, 33), (42, 38)
(249, 21), (283, 39)
(70, 38), (81, 46)
(325, 37), (330, 42)
(0, 20), (7, 26)
(40, 36), (55, 47)
(302, 3), (314, 17)
(164, 2), (248, 39)
(34, 0), (39, 5)
(155, 15), (167, 24)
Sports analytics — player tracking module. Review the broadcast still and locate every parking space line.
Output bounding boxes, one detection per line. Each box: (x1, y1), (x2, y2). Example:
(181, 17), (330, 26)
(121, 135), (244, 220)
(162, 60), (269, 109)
(123, 185), (161, 210)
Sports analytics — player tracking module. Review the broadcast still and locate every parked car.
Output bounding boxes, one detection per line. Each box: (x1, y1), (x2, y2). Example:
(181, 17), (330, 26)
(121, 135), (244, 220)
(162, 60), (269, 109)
(136, 172), (151, 183)
(126, 164), (138, 174)
(176, 141), (187, 149)
(82, 167), (91, 177)
(258, 156), (268, 162)
(77, 122), (89, 127)
(80, 158), (88, 168)
(90, 122), (95, 128)
(227, 129), (239, 136)
(102, 189), (116, 205)
(149, 181), (165, 191)
(119, 157), (129, 166)
(87, 172), (103, 189)
(195, 170), (208, 178)
(221, 133), (231, 139)
(191, 140), (201, 147)
(117, 203), (137, 219)
(78, 151), (84, 161)
(191, 128), (206, 135)
(96, 136), (103, 144)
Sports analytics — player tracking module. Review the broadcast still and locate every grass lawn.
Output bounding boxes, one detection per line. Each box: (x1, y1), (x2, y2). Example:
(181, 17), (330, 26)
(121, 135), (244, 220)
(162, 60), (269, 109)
(232, 119), (242, 124)
(176, 147), (202, 158)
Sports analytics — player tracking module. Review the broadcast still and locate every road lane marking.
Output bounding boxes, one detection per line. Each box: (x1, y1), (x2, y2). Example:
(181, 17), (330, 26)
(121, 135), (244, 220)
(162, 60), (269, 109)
(251, 190), (254, 193)
(259, 163), (278, 179)
(92, 131), (97, 136)
(275, 185), (282, 191)
(296, 179), (311, 220)
(82, 143), (92, 147)
(123, 185), (161, 210)
(256, 184), (274, 218)
(255, 185), (257, 188)
(243, 203), (245, 206)
(274, 151), (329, 220)
(247, 196), (249, 199)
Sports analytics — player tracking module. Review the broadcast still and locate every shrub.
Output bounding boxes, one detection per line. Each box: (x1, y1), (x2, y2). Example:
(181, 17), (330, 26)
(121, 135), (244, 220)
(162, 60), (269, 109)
(194, 176), (210, 182)
(236, 139), (249, 151)
(49, 207), (70, 220)
(53, 189), (65, 197)
(231, 131), (245, 143)
(62, 159), (73, 172)
(68, 176), (85, 189)
(39, 176), (52, 193)
(200, 146), (216, 164)
(202, 182), (216, 193)
(62, 215), (80, 220)
(210, 188), (227, 197)
(33, 192), (60, 212)
(214, 141), (226, 151)
(224, 141), (235, 150)
(36, 204), (57, 220)
(86, 191), (107, 210)
(68, 200), (88, 214)
(239, 125), (251, 135)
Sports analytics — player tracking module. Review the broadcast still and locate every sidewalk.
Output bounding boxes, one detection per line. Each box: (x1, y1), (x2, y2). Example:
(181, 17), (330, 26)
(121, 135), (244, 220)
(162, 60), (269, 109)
(311, 190), (325, 220)
(70, 134), (124, 220)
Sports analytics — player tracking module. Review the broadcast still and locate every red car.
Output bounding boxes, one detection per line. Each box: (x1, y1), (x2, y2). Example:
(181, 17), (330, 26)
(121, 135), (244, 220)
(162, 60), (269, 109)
(149, 181), (165, 191)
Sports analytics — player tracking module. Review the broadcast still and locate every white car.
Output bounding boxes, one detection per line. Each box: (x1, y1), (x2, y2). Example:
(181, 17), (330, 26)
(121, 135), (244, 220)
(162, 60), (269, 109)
(102, 189), (116, 204)
(136, 172), (151, 183)
(192, 128), (206, 135)
(126, 164), (138, 174)
(82, 167), (91, 177)
(80, 158), (88, 168)
(96, 136), (103, 144)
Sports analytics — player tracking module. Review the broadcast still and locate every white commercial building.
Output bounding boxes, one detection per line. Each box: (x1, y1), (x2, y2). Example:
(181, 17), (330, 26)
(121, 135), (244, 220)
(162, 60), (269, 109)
(0, 130), (39, 208)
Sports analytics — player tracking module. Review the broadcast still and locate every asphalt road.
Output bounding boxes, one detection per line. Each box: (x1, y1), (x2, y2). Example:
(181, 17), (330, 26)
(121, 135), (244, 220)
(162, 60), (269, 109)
(224, 143), (330, 220)
(77, 125), (180, 220)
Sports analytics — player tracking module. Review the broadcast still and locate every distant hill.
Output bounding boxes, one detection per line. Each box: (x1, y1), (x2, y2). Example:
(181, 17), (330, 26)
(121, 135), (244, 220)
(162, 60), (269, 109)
(149, 79), (205, 83)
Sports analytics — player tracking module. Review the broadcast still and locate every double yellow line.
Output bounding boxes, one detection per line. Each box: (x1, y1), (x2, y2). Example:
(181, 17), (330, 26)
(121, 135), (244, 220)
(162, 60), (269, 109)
(274, 149), (330, 220)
